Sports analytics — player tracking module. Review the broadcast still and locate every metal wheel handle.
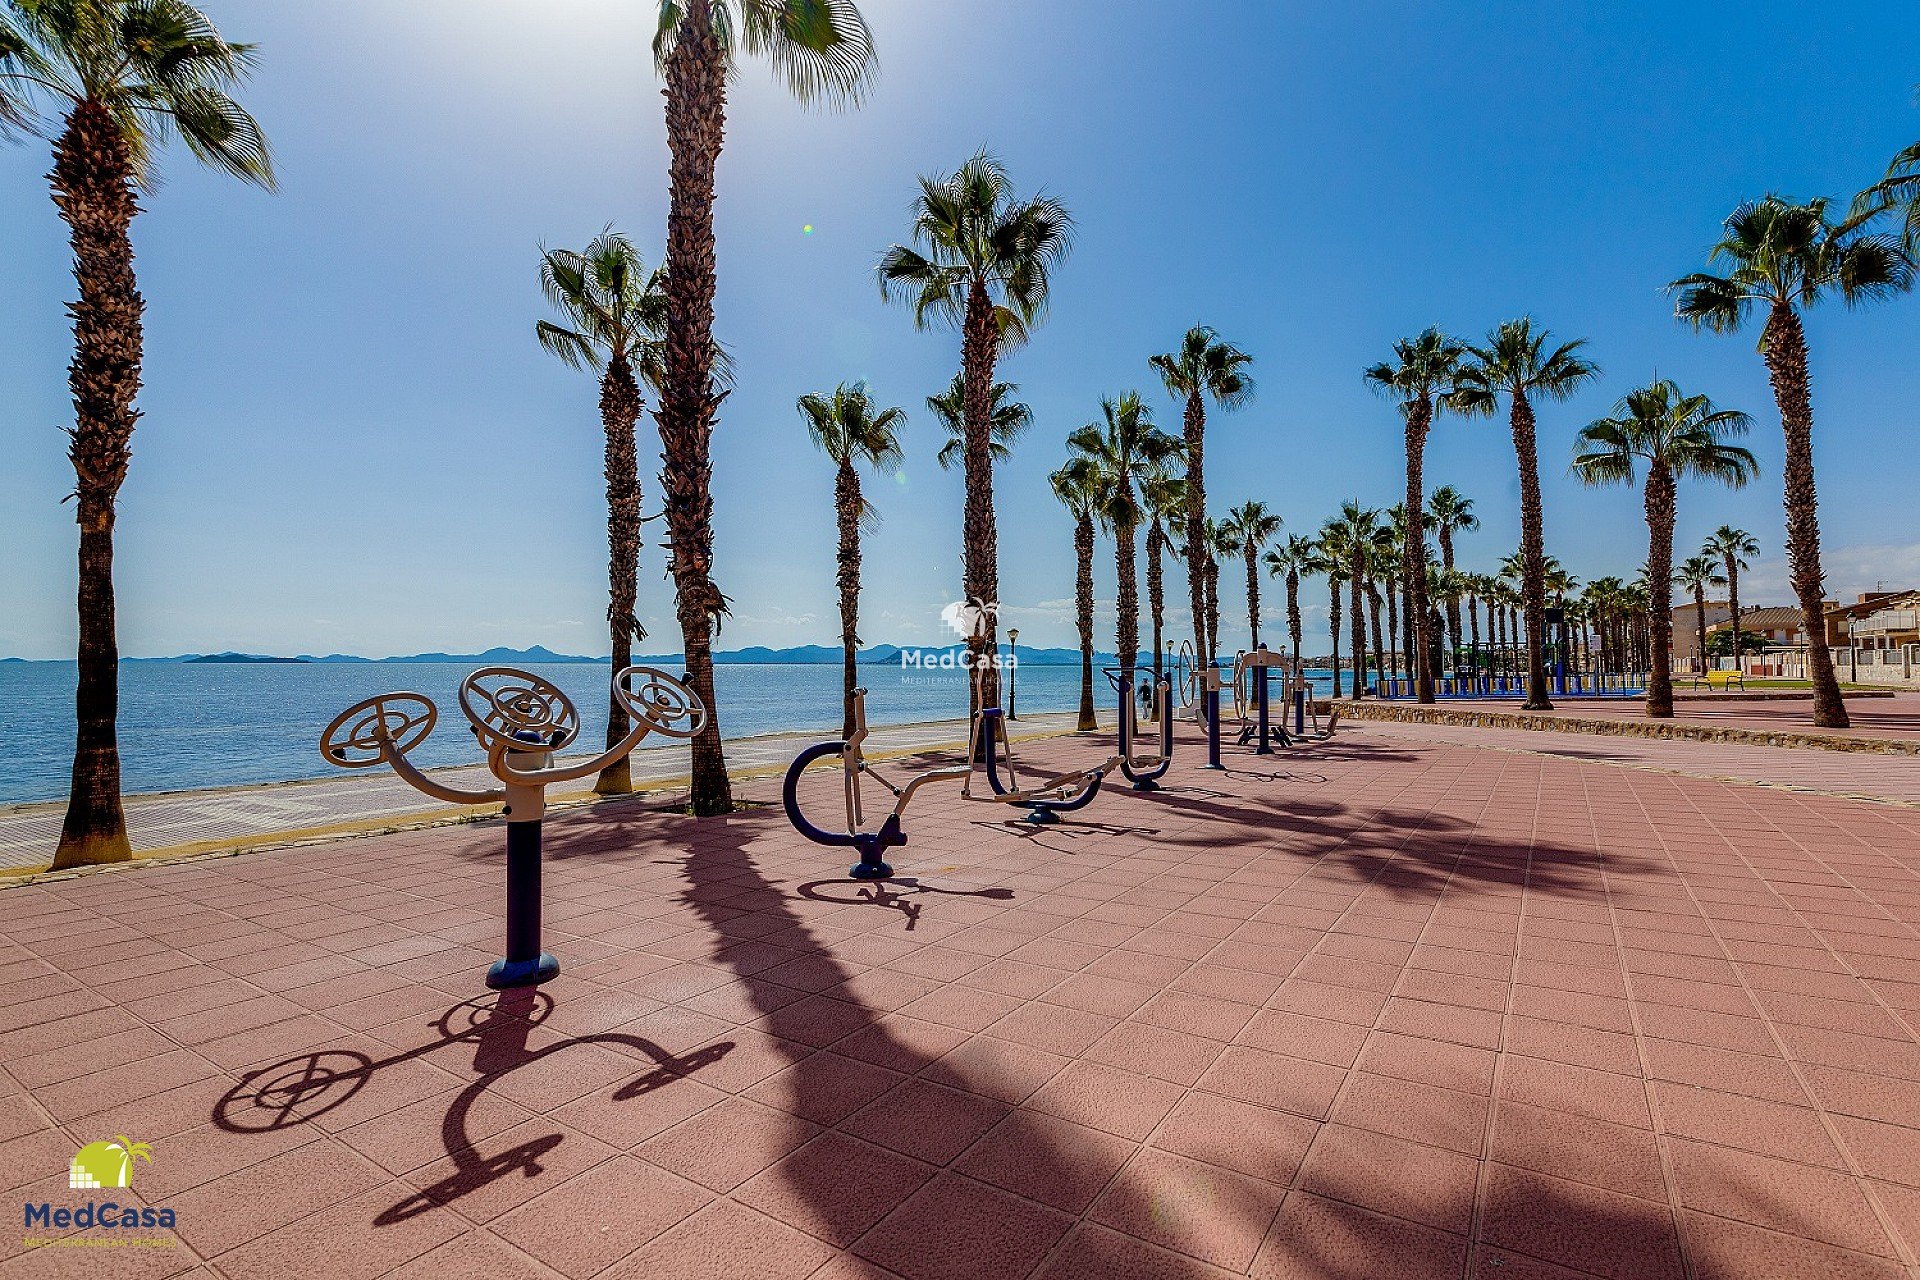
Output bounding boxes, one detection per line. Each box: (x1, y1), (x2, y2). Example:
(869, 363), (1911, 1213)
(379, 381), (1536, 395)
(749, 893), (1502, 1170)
(320, 692), (437, 768)
(459, 666), (581, 754)
(615, 666), (707, 740)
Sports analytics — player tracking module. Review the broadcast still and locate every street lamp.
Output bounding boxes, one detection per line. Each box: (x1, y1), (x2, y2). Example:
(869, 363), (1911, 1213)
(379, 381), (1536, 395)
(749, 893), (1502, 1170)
(1006, 627), (1019, 719)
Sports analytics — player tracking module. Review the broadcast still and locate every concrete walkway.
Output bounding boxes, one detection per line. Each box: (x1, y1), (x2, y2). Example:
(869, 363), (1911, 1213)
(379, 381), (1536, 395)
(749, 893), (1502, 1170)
(0, 713), (1084, 875)
(4, 721), (1920, 1278)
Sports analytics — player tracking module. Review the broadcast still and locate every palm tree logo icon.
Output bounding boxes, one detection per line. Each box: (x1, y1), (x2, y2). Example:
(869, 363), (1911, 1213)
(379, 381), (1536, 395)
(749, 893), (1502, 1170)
(69, 1136), (152, 1189)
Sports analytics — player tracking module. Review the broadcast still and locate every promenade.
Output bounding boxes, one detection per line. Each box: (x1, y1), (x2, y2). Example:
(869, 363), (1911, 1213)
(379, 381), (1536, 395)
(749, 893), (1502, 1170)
(0, 713), (1085, 875)
(4, 717), (1920, 1278)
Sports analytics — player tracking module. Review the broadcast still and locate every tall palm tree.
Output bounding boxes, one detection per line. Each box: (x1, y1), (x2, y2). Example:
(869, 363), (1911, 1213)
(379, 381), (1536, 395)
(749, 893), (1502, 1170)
(927, 372), (1031, 471)
(1313, 523), (1350, 698)
(1670, 196), (1909, 728)
(1674, 555), (1730, 685)
(1454, 319), (1600, 712)
(1067, 392), (1179, 685)
(537, 231), (669, 795)
(1051, 459), (1101, 732)
(653, 0), (875, 815)
(1222, 501), (1282, 650)
(1335, 503), (1379, 697)
(879, 152), (1073, 713)
(799, 382), (905, 738)
(1573, 380), (1756, 718)
(1264, 534), (1315, 667)
(1140, 470), (1188, 688)
(1364, 329), (1466, 705)
(3, 0), (274, 868)
(1856, 140), (1920, 251)
(1426, 485), (1478, 665)
(1151, 327), (1254, 666)
(1702, 525), (1760, 660)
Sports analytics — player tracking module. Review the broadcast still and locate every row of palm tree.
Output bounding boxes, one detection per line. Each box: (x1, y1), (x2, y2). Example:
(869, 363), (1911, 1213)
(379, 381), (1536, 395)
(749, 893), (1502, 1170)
(16, 0), (1920, 860)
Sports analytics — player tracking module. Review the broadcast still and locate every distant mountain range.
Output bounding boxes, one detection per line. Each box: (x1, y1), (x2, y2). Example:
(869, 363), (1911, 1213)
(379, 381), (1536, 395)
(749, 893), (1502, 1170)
(10, 642), (1115, 668)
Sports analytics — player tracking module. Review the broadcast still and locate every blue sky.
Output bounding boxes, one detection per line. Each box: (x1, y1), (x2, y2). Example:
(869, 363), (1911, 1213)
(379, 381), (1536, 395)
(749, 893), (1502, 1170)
(2, 0), (1917, 660)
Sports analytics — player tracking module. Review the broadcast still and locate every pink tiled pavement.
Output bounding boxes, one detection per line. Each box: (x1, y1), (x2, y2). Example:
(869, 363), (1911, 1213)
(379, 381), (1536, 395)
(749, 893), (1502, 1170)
(1437, 690), (1920, 744)
(4, 721), (1920, 1278)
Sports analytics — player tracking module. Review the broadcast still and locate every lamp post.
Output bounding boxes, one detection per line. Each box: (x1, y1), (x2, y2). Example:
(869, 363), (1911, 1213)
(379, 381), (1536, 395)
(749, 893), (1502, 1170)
(1006, 627), (1019, 719)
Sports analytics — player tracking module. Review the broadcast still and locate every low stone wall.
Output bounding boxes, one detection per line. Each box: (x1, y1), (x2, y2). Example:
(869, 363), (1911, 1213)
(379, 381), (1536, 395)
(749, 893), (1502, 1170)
(1334, 700), (1920, 757)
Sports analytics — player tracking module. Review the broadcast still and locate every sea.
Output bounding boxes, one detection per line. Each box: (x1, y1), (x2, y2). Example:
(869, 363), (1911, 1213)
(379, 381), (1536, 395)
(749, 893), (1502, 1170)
(3, 660), (1334, 807)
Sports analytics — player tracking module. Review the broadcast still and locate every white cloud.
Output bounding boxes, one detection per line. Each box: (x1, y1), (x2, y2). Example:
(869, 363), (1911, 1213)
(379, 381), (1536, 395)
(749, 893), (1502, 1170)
(1740, 543), (1920, 607)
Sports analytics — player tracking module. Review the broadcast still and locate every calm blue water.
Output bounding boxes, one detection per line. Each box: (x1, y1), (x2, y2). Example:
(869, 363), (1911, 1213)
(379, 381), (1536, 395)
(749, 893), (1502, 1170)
(2, 660), (1325, 805)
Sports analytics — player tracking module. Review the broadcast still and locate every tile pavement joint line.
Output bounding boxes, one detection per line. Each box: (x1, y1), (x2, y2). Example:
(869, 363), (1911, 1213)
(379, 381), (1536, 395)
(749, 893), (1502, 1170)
(1627, 770), (1920, 1273)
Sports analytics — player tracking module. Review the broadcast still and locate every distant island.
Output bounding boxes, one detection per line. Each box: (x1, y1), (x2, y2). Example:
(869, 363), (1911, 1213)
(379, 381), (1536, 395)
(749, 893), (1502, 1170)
(9, 642), (1120, 667)
(184, 652), (309, 664)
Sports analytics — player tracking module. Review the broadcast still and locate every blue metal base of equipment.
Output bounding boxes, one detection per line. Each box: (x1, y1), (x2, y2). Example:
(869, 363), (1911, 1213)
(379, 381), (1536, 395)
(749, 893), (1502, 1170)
(1131, 777), (1161, 792)
(1024, 808), (1061, 825)
(849, 859), (894, 880)
(486, 951), (559, 989)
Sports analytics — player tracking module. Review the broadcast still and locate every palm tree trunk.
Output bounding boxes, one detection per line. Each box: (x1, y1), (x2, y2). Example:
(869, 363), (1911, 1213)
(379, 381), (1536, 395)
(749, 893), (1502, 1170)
(1204, 554), (1220, 666)
(1384, 573), (1400, 687)
(1402, 398), (1436, 702)
(1724, 556), (1741, 671)
(1349, 551), (1366, 698)
(1286, 569), (1301, 665)
(1328, 578), (1343, 698)
(960, 280), (1003, 716)
(1762, 305), (1846, 727)
(1243, 545), (1260, 649)
(1643, 464), (1677, 718)
(1509, 390), (1553, 710)
(1074, 515), (1097, 731)
(1147, 520), (1165, 687)
(1438, 525), (1461, 668)
(596, 354), (643, 795)
(1401, 570), (1416, 690)
(1694, 588), (1709, 682)
(53, 100), (141, 870)
(1368, 580), (1386, 693)
(660, 0), (733, 815)
(1182, 391), (1209, 664)
(1116, 514), (1140, 680)
(835, 463), (862, 739)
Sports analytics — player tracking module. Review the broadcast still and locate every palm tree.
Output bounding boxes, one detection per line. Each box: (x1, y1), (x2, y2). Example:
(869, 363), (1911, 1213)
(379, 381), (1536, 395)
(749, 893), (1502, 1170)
(927, 372), (1031, 471)
(1856, 140), (1920, 251)
(1454, 319), (1600, 712)
(1067, 393), (1179, 685)
(1313, 523), (1350, 698)
(1151, 327), (1254, 666)
(537, 231), (669, 795)
(1364, 329), (1466, 704)
(1051, 459), (1101, 732)
(1702, 525), (1760, 662)
(652, 0), (875, 815)
(3, 1), (274, 868)
(799, 382), (905, 738)
(879, 152), (1073, 714)
(1674, 555), (1730, 685)
(1573, 380), (1757, 718)
(1264, 534), (1315, 667)
(1222, 501), (1282, 650)
(1335, 503), (1380, 697)
(1670, 197), (1910, 728)
(1426, 486), (1478, 666)
(1141, 470), (1189, 688)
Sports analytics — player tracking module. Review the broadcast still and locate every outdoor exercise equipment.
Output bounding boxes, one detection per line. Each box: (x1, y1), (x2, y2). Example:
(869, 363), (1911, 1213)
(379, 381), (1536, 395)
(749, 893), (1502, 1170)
(1105, 668), (1174, 790)
(1205, 647), (1337, 764)
(782, 674), (1127, 882)
(320, 665), (706, 988)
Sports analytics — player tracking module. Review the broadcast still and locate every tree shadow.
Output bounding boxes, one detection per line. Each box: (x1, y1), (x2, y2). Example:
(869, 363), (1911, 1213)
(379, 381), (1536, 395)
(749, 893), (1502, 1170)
(210, 989), (733, 1224)
(795, 876), (1016, 932)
